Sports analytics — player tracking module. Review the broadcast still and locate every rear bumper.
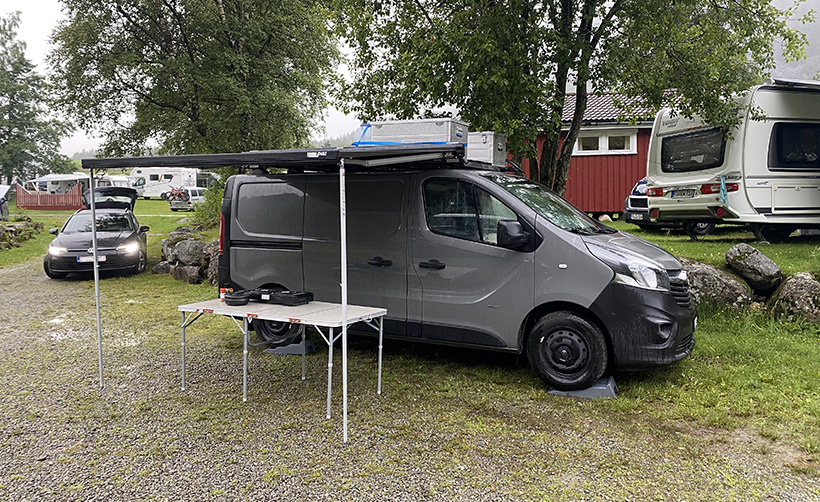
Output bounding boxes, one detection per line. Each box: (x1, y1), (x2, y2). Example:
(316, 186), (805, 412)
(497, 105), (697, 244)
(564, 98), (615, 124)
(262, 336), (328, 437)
(590, 282), (696, 369)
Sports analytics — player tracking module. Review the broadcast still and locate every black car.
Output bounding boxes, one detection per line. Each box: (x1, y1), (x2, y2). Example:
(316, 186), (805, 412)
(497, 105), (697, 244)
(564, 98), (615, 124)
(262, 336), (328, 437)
(43, 187), (149, 278)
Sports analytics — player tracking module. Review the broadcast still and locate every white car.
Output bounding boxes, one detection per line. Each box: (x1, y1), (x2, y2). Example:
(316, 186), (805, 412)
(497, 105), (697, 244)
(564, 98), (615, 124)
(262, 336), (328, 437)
(168, 188), (206, 212)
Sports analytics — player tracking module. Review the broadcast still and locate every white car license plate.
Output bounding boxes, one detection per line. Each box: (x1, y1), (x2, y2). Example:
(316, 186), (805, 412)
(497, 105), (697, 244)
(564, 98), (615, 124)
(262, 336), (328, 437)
(671, 189), (695, 199)
(629, 213), (645, 220)
(77, 255), (106, 262)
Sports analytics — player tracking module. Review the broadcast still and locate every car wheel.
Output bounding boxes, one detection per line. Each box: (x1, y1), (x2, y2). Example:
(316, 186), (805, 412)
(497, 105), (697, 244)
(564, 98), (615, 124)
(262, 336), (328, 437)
(253, 319), (301, 348)
(527, 311), (607, 391)
(684, 221), (715, 236)
(133, 250), (147, 275)
(43, 259), (67, 279)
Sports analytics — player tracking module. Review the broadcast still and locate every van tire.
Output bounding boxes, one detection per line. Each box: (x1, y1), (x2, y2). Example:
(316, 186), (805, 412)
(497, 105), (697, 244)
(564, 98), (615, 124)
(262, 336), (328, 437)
(253, 319), (301, 347)
(527, 311), (607, 391)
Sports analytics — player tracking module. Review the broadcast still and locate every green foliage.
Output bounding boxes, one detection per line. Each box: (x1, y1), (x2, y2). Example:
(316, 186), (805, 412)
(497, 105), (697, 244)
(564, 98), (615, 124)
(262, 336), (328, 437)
(50, 0), (340, 156)
(0, 12), (74, 184)
(333, 0), (811, 195)
(190, 177), (225, 229)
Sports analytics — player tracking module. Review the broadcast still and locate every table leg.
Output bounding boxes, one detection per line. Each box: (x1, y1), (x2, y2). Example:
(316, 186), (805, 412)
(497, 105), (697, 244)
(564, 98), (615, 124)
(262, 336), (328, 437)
(326, 327), (334, 419)
(181, 312), (187, 391)
(301, 325), (306, 381)
(377, 317), (383, 395)
(242, 317), (249, 403)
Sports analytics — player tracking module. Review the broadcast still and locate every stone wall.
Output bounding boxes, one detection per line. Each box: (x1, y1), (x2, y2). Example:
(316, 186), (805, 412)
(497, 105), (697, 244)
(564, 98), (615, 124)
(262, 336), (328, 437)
(0, 221), (44, 251)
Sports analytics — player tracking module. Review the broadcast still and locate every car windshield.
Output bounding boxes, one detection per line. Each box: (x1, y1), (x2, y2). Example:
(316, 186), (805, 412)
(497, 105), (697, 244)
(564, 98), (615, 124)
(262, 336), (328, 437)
(63, 213), (133, 233)
(484, 173), (615, 235)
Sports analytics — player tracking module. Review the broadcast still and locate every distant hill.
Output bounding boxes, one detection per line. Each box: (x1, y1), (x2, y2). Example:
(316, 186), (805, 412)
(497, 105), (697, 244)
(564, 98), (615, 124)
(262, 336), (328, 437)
(772, 0), (819, 79)
(70, 148), (99, 160)
(312, 130), (357, 148)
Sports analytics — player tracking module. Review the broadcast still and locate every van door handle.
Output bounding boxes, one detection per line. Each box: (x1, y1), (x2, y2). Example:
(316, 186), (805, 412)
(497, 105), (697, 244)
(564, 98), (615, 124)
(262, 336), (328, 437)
(368, 256), (393, 267)
(419, 259), (445, 270)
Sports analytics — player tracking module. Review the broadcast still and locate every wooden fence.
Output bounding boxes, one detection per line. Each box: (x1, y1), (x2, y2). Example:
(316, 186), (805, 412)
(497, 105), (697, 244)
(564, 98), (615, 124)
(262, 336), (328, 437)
(15, 183), (83, 211)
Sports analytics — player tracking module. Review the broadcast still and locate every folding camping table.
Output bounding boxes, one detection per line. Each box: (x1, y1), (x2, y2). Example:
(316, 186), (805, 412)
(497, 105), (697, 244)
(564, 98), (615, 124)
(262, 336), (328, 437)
(178, 299), (387, 441)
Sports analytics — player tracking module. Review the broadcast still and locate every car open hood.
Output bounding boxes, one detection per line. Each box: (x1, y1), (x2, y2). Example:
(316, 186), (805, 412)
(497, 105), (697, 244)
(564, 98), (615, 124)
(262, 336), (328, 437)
(83, 187), (138, 210)
(582, 231), (682, 271)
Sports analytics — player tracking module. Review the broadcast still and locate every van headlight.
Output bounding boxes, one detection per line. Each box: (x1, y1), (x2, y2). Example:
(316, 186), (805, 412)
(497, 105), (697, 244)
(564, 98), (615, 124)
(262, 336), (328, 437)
(48, 245), (68, 256)
(586, 241), (670, 292)
(116, 241), (140, 254)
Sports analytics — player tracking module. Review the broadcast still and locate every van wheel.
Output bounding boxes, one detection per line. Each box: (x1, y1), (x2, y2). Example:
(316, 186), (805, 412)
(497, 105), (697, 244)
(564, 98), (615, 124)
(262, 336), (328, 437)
(253, 319), (301, 348)
(527, 311), (607, 391)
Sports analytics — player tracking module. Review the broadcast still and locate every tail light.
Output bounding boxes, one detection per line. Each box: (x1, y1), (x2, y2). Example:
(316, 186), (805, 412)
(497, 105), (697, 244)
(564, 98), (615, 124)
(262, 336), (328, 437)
(646, 187), (664, 197)
(701, 183), (738, 194)
(218, 212), (225, 255)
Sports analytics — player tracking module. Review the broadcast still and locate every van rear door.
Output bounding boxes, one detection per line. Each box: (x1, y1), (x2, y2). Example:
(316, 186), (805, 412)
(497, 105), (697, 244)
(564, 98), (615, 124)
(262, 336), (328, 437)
(229, 176), (306, 290)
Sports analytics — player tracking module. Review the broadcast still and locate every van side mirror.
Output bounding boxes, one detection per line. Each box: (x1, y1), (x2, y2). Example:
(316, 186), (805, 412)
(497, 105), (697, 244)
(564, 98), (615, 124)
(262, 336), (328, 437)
(497, 220), (529, 249)
(49, 228), (59, 235)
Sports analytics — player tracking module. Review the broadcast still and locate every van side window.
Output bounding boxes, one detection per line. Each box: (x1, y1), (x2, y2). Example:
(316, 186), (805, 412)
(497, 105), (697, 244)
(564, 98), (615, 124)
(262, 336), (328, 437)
(769, 122), (820, 169)
(424, 179), (517, 244)
(661, 127), (726, 172)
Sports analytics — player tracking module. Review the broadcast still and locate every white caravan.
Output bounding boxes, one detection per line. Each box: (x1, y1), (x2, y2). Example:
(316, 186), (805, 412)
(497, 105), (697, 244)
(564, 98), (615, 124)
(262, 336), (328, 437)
(645, 78), (820, 241)
(130, 167), (197, 199)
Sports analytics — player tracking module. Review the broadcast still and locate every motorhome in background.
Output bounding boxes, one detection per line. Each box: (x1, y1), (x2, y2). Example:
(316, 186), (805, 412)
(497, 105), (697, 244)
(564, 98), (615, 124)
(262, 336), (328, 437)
(645, 78), (820, 241)
(130, 167), (197, 199)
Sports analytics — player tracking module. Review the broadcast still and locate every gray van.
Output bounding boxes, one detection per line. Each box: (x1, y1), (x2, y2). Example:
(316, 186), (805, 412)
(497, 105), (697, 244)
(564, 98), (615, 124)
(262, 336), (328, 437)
(217, 148), (696, 391)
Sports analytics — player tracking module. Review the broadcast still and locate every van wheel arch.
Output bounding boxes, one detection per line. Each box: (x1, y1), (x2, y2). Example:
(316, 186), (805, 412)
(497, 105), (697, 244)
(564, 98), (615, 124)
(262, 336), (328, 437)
(518, 303), (614, 373)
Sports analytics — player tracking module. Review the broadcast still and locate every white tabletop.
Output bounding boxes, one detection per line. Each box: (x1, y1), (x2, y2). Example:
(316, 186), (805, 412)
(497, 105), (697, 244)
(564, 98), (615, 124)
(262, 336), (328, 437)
(178, 299), (387, 328)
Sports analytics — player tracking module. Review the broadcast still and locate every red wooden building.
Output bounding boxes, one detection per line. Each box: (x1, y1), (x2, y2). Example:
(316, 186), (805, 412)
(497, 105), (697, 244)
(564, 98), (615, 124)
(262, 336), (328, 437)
(523, 94), (656, 214)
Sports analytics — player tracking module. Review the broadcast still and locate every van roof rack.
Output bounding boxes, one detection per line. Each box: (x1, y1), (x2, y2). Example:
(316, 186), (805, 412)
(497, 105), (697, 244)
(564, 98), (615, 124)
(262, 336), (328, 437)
(82, 143), (468, 171)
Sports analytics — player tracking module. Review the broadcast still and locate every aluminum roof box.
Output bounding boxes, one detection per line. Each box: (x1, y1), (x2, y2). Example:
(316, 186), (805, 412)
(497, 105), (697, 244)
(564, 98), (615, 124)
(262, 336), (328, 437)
(467, 131), (507, 167)
(356, 118), (469, 146)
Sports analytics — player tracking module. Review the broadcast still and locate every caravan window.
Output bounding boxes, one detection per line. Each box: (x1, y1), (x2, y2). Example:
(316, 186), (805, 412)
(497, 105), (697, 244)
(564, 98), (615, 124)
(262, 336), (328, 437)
(163, 174), (174, 181)
(769, 122), (820, 170)
(149, 174), (160, 181)
(661, 128), (726, 172)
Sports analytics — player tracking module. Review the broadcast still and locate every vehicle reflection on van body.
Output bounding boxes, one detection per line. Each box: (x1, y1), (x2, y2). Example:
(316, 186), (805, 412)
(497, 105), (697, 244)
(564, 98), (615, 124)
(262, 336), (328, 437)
(219, 164), (696, 390)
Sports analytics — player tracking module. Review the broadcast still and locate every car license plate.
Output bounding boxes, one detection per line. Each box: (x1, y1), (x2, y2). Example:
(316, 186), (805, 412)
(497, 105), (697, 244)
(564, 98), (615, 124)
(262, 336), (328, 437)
(77, 255), (106, 262)
(629, 213), (645, 220)
(671, 189), (695, 199)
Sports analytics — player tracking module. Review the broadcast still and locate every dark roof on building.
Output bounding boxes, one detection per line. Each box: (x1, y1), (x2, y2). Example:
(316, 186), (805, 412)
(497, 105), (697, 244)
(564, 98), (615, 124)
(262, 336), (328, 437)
(562, 94), (657, 125)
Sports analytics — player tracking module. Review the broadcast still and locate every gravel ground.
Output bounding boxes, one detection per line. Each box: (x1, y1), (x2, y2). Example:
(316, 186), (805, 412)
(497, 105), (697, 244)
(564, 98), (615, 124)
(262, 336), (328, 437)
(0, 258), (818, 501)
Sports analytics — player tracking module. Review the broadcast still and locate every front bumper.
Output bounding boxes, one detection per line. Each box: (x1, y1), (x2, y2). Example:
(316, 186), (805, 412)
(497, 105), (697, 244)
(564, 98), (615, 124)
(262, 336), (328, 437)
(46, 249), (141, 273)
(590, 282), (696, 369)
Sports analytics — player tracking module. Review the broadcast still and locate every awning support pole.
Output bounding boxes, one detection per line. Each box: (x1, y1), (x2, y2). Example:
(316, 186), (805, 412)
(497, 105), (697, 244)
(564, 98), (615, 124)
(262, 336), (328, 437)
(339, 159), (349, 443)
(90, 168), (104, 388)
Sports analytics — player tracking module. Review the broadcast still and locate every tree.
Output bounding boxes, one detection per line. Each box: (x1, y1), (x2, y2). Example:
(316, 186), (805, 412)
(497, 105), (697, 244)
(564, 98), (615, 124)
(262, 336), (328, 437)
(50, 0), (339, 156)
(333, 0), (810, 195)
(0, 12), (73, 185)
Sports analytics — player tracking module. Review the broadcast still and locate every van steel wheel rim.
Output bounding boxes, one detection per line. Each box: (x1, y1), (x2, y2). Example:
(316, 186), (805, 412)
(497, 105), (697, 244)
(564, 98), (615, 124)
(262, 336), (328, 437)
(543, 329), (588, 373)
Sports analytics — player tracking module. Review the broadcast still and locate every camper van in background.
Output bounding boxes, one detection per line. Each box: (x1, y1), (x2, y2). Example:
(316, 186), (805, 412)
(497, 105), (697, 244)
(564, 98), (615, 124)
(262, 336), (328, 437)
(130, 167), (197, 199)
(645, 78), (820, 241)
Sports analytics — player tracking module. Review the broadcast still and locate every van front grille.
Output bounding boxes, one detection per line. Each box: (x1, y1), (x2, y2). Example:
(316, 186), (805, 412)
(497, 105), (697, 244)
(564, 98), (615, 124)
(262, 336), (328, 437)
(669, 273), (692, 308)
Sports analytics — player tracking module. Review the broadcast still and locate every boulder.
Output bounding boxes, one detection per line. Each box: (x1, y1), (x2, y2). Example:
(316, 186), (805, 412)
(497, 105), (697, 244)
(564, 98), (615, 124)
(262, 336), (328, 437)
(175, 239), (208, 266)
(725, 243), (783, 291)
(152, 261), (174, 275)
(679, 257), (752, 308)
(171, 265), (204, 284)
(598, 214), (612, 222)
(203, 239), (219, 285)
(769, 272), (820, 322)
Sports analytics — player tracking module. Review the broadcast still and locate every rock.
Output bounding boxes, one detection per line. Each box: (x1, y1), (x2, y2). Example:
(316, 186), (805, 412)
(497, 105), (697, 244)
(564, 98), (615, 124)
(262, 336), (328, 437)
(203, 239), (219, 285)
(769, 272), (820, 322)
(152, 261), (174, 275)
(598, 214), (612, 222)
(171, 265), (204, 284)
(175, 239), (208, 266)
(679, 257), (752, 308)
(725, 243), (783, 291)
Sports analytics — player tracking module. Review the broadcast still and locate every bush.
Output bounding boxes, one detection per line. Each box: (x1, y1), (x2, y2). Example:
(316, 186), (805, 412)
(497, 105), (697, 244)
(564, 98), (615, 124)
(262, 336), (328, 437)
(190, 178), (224, 229)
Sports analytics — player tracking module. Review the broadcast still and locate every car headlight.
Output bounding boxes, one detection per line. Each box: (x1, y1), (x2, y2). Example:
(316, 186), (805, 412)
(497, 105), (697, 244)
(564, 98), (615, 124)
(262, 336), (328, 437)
(116, 241), (140, 254)
(586, 240), (670, 292)
(48, 245), (68, 256)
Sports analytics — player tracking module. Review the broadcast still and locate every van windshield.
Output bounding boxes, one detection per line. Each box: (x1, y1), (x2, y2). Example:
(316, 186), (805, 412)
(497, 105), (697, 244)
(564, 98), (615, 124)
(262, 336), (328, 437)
(483, 174), (614, 235)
